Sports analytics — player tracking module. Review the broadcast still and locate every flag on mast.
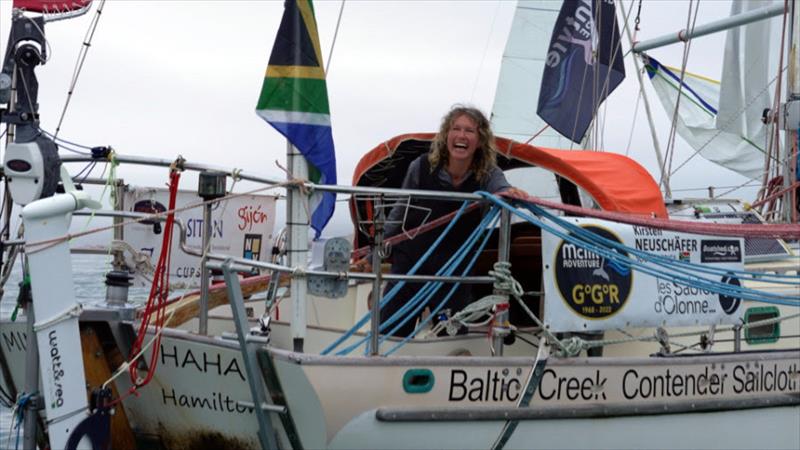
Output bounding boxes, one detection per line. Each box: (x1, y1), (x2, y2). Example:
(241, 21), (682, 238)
(256, 0), (336, 239)
(537, 0), (626, 143)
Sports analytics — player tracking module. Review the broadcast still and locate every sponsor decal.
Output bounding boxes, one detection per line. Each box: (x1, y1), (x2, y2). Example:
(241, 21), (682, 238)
(243, 234), (263, 260)
(701, 240), (742, 263)
(448, 369), (523, 402)
(48, 330), (65, 409)
(719, 273), (742, 315)
(554, 226), (632, 319)
(447, 362), (800, 404)
(238, 204), (269, 232)
(655, 280), (715, 316)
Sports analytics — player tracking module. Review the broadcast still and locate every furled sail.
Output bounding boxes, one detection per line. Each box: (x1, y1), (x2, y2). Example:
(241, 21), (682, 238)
(643, 0), (776, 180)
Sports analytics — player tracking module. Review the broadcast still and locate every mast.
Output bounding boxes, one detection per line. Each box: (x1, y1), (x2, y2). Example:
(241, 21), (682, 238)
(287, 141), (309, 352)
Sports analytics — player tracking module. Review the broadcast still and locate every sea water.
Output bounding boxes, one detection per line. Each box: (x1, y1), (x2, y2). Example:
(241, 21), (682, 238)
(0, 254), (122, 448)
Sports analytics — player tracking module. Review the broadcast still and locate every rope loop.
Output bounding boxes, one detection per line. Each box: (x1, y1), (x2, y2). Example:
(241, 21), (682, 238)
(169, 155), (186, 173)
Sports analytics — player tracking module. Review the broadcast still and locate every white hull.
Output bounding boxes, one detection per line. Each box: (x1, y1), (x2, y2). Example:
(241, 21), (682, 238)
(4, 318), (797, 449)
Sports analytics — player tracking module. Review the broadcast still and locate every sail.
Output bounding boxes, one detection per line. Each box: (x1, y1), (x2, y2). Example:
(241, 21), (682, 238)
(491, 0), (566, 148)
(643, 0), (774, 180)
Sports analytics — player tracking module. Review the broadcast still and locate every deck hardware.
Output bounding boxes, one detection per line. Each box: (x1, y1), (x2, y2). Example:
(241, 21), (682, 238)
(402, 369), (435, 393)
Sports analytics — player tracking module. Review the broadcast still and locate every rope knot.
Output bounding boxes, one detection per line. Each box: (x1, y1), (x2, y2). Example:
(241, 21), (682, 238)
(558, 336), (584, 358)
(170, 155), (186, 173)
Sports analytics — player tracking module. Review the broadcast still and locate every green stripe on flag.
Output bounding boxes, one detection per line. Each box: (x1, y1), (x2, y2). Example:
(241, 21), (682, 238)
(256, 77), (330, 115)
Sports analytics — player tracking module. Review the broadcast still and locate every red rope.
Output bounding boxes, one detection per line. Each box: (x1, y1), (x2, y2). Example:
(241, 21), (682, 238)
(124, 169), (181, 395)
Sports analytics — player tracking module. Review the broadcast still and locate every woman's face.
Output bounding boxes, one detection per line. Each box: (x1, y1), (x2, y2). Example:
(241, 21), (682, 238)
(446, 114), (479, 165)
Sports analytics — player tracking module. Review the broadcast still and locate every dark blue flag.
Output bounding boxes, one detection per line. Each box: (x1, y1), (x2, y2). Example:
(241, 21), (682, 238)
(537, 0), (626, 143)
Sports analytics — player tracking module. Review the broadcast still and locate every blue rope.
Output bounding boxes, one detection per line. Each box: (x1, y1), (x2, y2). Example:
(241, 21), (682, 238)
(14, 393), (33, 450)
(377, 207), (500, 348)
(321, 200), (473, 355)
(341, 206), (500, 356)
(525, 202), (799, 285)
(479, 193), (798, 307)
(524, 204), (798, 305)
(383, 211), (500, 356)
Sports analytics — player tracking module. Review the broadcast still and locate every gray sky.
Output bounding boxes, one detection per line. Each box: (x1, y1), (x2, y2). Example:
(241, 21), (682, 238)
(0, 0), (772, 238)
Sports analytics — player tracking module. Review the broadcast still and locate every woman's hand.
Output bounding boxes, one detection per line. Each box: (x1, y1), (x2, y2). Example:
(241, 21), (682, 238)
(349, 258), (372, 273)
(502, 187), (527, 199)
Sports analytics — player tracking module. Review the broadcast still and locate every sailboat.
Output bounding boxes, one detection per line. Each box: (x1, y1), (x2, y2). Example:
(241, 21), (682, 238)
(0, 0), (798, 449)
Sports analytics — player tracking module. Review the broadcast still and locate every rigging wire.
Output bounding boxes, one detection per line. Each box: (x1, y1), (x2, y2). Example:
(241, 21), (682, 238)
(469, 0), (502, 104)
(324, 0), (345, 75)
(662, 0), (700, 191)
(53, 0), (106, 139)
(38, 128), (92, 154)
(624, 89), (642, 156)
(756, 0), (790, 219)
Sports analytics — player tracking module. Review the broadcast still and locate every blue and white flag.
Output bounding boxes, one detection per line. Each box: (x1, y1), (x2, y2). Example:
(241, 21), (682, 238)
(537, 0), (626, 143)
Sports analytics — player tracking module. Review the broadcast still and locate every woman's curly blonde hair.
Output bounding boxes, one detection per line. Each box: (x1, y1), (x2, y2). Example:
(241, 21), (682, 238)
(428, 105), (497, 182)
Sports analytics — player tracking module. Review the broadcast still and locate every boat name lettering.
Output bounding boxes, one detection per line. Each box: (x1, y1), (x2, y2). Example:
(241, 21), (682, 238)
(186, 218), (224, 239)
(238, 204), (268, 232)
(545, 0), (593, 68)
(160, 344), (245, 381)
(448, 369), (522, 402)
(1, 330), (26, 352)
(732, 363), (799, 394)
(48, 330), (65, 408)
(538, 369), (607, 401)
(635, 237), (697, 253)
(632, 226), (663, 237)
(161, 388), (254, 414)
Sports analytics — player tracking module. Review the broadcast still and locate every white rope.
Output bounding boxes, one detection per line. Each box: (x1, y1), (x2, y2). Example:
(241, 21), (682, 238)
(32, 303), (83, 331)
(102, 306), (179, 390)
